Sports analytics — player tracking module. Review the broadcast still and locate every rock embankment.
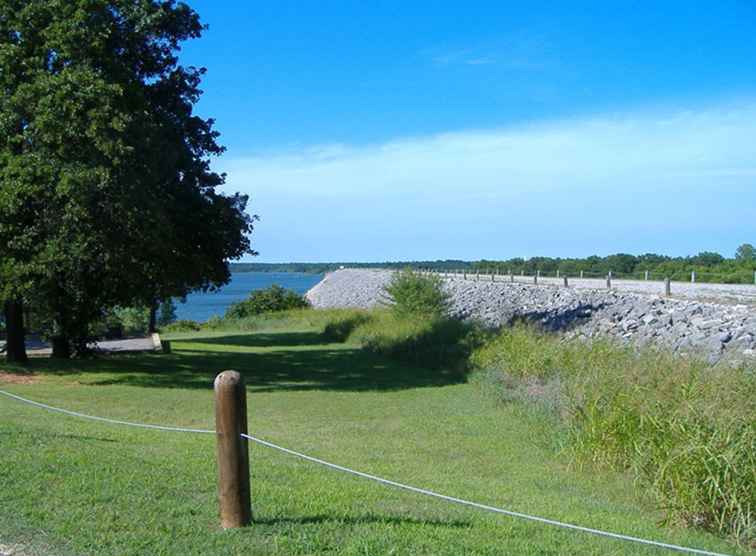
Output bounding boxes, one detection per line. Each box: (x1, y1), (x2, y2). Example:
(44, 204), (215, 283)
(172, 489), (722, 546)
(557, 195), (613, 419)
(306, 269), (756, 364)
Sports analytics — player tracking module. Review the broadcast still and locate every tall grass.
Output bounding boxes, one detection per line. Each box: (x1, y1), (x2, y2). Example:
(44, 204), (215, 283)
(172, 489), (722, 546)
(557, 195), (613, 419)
(346, 309), (484, 370)
(162, 308), (368, 335)
(471, 326), (756, 545)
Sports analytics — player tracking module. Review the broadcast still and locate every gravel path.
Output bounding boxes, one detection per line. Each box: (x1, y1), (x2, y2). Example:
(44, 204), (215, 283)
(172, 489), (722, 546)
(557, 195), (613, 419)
(1, 336), (159, 356)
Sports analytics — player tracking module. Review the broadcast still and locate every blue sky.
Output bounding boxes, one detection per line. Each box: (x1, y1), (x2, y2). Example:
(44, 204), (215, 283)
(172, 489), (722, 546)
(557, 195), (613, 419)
(180, 1), (756, 262)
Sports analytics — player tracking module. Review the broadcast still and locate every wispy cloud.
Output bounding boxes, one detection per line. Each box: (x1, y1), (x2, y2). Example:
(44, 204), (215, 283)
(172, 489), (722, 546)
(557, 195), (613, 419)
(425, 33), (551, 70)
(221, 100), (756, 261)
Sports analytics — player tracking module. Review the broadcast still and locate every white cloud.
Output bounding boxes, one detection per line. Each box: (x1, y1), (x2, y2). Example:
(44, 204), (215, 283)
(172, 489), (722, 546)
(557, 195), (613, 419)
(222, 100), (756, 199)
(218, 100), (756, 261)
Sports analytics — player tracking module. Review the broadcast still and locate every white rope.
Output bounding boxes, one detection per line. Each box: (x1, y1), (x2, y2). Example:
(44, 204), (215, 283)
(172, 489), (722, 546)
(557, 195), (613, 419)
(240, 433), (732, 555)
(0, 390), (214, 434)
(0, 389), (732, 555)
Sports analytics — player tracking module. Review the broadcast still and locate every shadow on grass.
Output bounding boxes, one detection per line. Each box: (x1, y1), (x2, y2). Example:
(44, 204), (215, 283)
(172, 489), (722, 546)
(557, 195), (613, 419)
(7, 331), (467, 393)
(189, 332), (328, 348)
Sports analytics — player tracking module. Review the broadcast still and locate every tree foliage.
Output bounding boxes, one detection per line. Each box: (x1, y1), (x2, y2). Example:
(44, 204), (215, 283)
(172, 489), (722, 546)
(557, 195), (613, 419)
(735, 243), (755, 263)
(0, 0), (255, 357)
(383, 269), (451, 319)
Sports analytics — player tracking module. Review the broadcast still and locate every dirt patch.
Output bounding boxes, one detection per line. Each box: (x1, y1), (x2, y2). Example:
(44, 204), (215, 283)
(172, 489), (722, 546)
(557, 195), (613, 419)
(0, 543), (25, 556)
(0, 372), (38, 385)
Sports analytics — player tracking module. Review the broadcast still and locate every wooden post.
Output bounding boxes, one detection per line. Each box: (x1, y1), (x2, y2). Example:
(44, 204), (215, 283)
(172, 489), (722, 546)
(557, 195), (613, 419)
(664, 277), (671, 297)
(691, 271), (696, 283)
(563, 276), (568, 287)
(215, 370), (252, 529)
(606, 273), (612, 289)
(580, 270), (584, 279)
(645, 270), (649, 281)
(533, 273), (538, 285)
(510, 272), (514, 283)
(556, 269), (560, 278)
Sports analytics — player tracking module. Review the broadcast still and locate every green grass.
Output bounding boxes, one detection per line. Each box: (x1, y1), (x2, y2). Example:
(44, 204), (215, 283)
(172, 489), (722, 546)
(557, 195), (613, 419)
(471, 326), (756, 546)
(0, 324), (749, 555)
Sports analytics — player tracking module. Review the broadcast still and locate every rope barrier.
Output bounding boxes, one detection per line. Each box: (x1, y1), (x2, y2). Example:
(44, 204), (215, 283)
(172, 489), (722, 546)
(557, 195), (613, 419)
(0, 389), (732, 556)
(239, 433), (730, 556)
(0, 389), (214, 434)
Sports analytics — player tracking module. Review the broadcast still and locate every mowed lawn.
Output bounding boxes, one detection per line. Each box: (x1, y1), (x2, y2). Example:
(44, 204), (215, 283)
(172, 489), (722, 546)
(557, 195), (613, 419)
(0, 328), (746, 555)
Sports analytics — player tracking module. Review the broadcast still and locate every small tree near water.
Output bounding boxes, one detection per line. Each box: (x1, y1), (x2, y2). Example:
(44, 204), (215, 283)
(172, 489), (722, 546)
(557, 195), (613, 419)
(383, 269), (451, 319)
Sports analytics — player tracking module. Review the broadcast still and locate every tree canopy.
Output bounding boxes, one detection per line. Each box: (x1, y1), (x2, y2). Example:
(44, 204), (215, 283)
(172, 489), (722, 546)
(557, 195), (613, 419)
(0, 0), (255, 358)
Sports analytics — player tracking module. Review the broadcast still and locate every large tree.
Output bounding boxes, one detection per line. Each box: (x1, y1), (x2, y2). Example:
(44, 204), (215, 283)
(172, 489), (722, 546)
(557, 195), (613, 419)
(0, 0), (254, 359)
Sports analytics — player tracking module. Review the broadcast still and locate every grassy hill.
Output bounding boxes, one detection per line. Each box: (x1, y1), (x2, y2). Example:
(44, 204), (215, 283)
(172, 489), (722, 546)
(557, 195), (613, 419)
(0, 322), (748, 555)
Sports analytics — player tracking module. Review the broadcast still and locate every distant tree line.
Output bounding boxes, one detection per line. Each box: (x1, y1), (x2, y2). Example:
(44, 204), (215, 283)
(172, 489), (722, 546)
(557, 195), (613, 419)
(230, 260), (471, 274)
(472, 244), (755, 283)
(233, 244), (756, 284)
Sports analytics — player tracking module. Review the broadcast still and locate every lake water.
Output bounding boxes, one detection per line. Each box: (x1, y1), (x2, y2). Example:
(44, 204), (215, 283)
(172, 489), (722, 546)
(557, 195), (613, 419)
(175, 272), (324, 322)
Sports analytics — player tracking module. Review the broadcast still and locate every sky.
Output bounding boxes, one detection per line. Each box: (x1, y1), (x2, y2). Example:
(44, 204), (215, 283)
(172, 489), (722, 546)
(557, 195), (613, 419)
(179, 1), (756, 262)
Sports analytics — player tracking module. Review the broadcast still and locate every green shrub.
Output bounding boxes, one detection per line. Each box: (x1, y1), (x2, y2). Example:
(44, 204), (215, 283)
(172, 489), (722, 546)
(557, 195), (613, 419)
(161, 319), (202, 333)
(90, 306), (150, 338)
(383, 269), (451, 318)
(471, 326), (756, 544)
(225, 285), (309, 319)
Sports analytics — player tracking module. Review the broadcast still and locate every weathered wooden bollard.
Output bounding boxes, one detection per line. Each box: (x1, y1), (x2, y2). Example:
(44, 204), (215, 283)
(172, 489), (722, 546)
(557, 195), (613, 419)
(645, 270), (649, 281)
(215, 370), (252, 529)
(664, 277), (671, 297)
(563, 276), (568, 287)
(606, 273), (612, 289)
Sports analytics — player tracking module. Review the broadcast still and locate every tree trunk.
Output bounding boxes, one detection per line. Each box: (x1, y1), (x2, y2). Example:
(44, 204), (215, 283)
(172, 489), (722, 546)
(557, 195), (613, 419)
(51, 335), (71, 359)
(148, 301), (158, 334)
(4, 299), (28, 363)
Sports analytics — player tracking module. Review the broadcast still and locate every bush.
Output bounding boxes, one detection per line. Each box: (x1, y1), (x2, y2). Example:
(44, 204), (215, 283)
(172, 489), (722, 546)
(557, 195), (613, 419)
(225, 285), (309, 320)
(471, 326), (756, 544)
(90, 306), (150, 339)
(383, 269), (451, 318)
